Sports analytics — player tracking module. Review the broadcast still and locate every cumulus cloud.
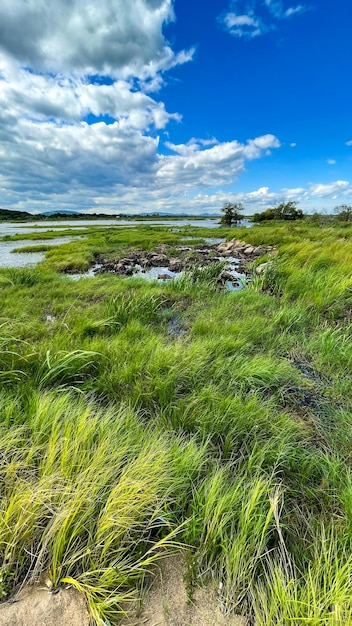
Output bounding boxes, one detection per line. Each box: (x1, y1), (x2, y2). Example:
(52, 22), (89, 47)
(346, 140), (352, 146)
(309, 180), (349, 198)
(224, 180), (352, 213)
(220, 0), (309, 38)
(327, 159), (336, 165)
(0, 0), (195, 79)
(86, 179), (352, 216)
(0, 0), (283, 215)
(158, 135), (280, 187)
(0, 61), (181, 130)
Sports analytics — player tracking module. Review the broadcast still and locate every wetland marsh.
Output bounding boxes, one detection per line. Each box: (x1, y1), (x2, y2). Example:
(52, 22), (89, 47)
(0, 219), (352, 625)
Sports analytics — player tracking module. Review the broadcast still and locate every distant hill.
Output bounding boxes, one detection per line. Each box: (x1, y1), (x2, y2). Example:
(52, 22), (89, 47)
(0, 207), (222, 222)
(42, 210), (81, 216)
(0, 208), (33, 221)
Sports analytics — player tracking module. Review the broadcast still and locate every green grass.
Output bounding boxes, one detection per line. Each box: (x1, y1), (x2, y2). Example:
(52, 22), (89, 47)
(1, 221), (352, 624)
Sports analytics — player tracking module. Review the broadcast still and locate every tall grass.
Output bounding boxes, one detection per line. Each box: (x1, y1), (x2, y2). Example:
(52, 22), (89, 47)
(1, 221), (352, 623)
(0, 391), (207, 624)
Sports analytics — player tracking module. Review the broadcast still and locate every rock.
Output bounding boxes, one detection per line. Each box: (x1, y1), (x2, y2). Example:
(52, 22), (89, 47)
(217, 242), (234, 254)
(218, 271), (235, 282)
(113, 262), (125, 272)
(169, 259), (184, 272)
(243, 246), (255, 255)
(255, 262), (270, 275)
(158, 273), (172, 280)
(149, 254), (169, 266)
(230, 239), (247, 249)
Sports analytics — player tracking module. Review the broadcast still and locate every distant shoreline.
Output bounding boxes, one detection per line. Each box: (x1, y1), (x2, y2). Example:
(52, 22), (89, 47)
(0, 209), (224, 222)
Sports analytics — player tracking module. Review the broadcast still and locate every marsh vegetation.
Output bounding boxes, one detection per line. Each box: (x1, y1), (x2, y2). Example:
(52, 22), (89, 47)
(0, 221), (352, 624)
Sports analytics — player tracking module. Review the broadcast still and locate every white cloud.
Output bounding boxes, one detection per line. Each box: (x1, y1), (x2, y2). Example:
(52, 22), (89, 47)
(158, 135), (280, 187)
(346, 140), (352, 146)
(222, 12), (264, 38)
(2, 175), (352, 217)
(0, 44), (281, 212)
(220, 0), (310, 38)
(309, 180), (349, 198)
(87, 180), (352, 216)
(290, 142), (297, 147)
(0, 61), (181, 130)
(264, 0), (307, 19)
(0, 0), (284, 216)
(0, 0), (195, 79)
(327, 159), (336, 165)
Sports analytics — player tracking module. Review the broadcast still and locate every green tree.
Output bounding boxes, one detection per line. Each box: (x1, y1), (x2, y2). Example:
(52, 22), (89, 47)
(272, 200), (303, 220)
(252, 201), (303, 222)
(334, 204), (352, 222)
(220, 202), (244, 225)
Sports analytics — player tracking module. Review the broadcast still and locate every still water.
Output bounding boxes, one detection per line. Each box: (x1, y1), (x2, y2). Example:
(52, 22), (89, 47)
(0, 219), (252, 268)
(0, 236), (84, 268)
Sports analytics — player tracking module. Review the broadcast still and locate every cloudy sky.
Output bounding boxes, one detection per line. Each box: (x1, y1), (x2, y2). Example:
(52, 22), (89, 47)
(0, 0), (351, 215)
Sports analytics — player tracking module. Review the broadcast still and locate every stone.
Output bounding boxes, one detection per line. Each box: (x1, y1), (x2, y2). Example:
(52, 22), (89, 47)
(217, 242), (234, 253)
(169, 260), (184, 272)
(149, 254), (169, 266)
(158, 273), (172, 280)
(218, 271), (234, 282)
(255, 262), (270, 274)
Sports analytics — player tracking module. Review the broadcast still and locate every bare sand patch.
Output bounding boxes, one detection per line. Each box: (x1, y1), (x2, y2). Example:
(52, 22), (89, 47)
(122, 554), (247, 626)
(0, 585), (90, 626)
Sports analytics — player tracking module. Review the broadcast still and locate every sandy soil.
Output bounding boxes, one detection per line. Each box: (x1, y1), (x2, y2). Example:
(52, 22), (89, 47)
(121, 554), (247, 626)
(0, 555), (247, 626)
(0, 585), (91, 626)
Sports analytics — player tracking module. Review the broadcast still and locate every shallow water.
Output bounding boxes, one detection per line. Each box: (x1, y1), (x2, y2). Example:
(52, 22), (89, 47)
(0, 218), (253, 238)
(68, 265), (102, 281)
(0, 218), (252, 269)
(0, 219), (221, 237)
(0, 236), (83, 268)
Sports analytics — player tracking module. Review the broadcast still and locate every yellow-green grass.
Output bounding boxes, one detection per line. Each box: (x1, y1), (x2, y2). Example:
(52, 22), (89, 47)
(1, 221), (352, 624)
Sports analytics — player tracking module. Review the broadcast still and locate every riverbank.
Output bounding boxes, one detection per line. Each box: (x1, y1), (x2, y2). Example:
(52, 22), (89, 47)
(0, 221), (352, 624)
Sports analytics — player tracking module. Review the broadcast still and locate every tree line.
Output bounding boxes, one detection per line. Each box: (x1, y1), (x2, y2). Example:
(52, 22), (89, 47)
(220, 201), (352, 225)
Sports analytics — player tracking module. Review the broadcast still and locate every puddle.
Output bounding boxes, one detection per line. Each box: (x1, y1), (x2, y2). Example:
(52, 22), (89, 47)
(167, 316), (188, 337)
(133, 266), (178, 281)
(63, 243), (249, 293)
(66, 259), (247, 292)
(202, 237), (226, 245)
(66, 264), (102, 280)
(226, 277), (246, 292)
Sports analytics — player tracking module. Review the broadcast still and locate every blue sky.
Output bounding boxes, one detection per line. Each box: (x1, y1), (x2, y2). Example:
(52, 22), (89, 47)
(0, 0), (351, 214)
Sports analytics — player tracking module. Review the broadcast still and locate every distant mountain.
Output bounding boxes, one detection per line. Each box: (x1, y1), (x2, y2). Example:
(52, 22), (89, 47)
(0, 207), (222, 222)
(42, 210), (81, 216)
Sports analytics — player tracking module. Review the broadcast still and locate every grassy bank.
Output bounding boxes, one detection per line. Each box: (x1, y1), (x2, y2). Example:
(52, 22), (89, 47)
(0, 222), (352, 624)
